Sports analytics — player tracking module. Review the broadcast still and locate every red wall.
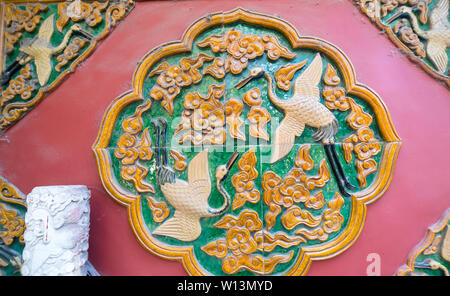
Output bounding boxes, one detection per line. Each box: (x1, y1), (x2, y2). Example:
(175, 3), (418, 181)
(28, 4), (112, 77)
(1, 0), (449, 275)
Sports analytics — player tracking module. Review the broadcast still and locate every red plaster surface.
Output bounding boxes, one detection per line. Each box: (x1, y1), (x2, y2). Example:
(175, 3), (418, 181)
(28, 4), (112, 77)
(0, 0), (449, 276)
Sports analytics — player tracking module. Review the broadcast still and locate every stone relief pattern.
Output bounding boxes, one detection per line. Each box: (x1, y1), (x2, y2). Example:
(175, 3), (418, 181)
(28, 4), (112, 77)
(22, 186), (90, 275)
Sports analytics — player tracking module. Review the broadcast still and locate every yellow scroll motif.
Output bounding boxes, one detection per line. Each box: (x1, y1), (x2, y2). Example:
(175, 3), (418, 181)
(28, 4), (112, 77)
(253, 231), (305, 252)
(355, 158), (378, 188)
(0, 64), (35, 107)
(423, 235), (441, 255)
(55, 38), (88, 72)
(262, 145), (330, 231)
(295, 192), (345, 241)
(323, 64), (381, 188)
(201, 209), (299, 275)
(56, 0), (109, 32)
(146, 196), (170, 223)
(0, 204), (25, 246)
(0, 177), (26, 246)
(231, 149), (260, 210)
(242, 88), (271, 141)
(174, 84), (226, 145)
(0, 64), (37, 130)
(342, 120), (381, 188)
(393, 19), (427, 58)
(198, 29), (296, 78)
(379, 0), (430, 24)
(149, 53), (214, 116)
(221, 251), (294, 275)
(224, 98), (246, 141)
(322, 64), (351, 111)
(281, 205), (322, 230)
(4, 4), (48, 53)
(274, 61), (308, 91)
(248, 107), (271, 141)
(0, 177), (27, 210)
(120, 163), (154, 193)
(169, 149), (187, 172)
(242, 87), (262, 106)
(114, 100), (155, 193)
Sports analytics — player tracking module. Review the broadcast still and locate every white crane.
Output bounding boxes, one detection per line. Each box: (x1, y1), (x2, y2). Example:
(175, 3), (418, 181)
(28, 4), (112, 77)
(151, 117), (239, 241)
(235, 54), (356, 197)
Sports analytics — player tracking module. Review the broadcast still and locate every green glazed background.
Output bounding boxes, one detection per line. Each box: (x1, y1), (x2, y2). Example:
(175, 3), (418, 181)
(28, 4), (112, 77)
(106, 21), (385, 275)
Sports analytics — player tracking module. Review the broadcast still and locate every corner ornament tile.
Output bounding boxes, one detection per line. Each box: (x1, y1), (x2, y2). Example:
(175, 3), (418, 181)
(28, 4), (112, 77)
(396, 208), (450, 276)
(0, 0), (134, 132)
(93, 8), (401, 275)
(354, 0), (450, 87)
(0, 176), (27, 276)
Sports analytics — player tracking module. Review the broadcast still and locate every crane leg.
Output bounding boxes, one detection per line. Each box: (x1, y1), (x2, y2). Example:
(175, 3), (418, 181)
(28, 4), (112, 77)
(158, 117), (169, 166)
(1, 60), (22, 86)
(151, 119), (162, 185)
(0, 244), (21, 274)
(156, 117), (175, 185)
(324, 144), (351, 197)
(329, 144), (357, 191)
(1, 53), (32, 86)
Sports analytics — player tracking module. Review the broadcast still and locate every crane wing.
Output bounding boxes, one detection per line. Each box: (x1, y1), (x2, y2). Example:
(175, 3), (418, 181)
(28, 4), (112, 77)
(430, 0), (449, 29)
(427, 39), (448, 73)
(38, 14), (55, 43)
(152, 210), (202, 241)
(35, 54), (52, 86)
(293, 53), (323, 100)
(188, 150), (211, 186)
(271, 114), (305, 163)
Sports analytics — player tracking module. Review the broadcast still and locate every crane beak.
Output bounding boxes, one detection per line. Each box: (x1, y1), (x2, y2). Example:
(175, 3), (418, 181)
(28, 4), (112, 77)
(0, 54), (29, 87)
(225, 151), (239, 170)
(75, 29), (95, 40)
(234, 75), (254, 89)
(385, 10), (403, 24)
(414, 262), (431, 269)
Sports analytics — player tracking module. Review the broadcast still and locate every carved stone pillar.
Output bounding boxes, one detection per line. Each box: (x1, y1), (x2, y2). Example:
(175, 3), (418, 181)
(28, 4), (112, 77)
(21, 185), (91, 276)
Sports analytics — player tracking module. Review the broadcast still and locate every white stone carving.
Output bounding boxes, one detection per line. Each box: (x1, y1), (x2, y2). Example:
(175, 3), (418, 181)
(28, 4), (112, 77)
(21, 185), (91, 276)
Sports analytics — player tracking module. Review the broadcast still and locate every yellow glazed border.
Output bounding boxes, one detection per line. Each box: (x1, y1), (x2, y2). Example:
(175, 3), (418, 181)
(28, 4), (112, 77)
(0, 2), (5, 73)
(0, 176), (27, 208)
(92, 7), (402, 275)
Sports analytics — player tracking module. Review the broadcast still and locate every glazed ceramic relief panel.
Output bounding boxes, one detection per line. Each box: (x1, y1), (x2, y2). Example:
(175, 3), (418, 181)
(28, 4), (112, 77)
(396, 209), (450, 276)
(0, 177), (26, 276)
(93, 8), (401, 275)
(0, 0), (134, 132)
(355, 0), (450, 86)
